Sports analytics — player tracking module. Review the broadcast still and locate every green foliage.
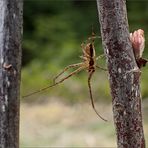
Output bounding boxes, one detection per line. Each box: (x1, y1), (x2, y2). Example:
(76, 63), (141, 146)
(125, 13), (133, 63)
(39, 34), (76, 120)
(22, 0), (148, 103)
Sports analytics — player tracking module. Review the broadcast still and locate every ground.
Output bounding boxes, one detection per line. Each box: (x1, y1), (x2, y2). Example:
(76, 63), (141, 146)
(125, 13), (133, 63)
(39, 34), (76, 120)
(20, 99), (148, 147)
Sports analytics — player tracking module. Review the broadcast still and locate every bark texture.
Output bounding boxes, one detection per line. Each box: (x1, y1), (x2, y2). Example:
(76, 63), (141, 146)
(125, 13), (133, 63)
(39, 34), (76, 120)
(0, 0), (23, 147)
(96, 0), (145, 147)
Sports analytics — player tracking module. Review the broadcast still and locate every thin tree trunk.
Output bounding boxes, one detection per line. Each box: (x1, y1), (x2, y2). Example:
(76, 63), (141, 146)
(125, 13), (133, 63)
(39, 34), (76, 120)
(0, 0), (23, 147)
(96, 0), (145, 147)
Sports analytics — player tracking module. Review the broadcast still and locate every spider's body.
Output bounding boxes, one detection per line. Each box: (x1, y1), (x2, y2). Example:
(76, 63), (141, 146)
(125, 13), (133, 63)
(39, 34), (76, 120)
(81, 42), (97, 73)
(23, 34), (107, 121)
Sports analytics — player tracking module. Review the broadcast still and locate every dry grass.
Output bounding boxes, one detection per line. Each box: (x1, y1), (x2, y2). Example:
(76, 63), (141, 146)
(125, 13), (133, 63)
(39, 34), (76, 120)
(20, 99), (148, 147)
(20, 99), (116, 147)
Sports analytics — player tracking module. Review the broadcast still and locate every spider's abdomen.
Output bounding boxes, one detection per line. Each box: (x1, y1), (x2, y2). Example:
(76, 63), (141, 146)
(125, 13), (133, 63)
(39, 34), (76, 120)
(89, 59), (94, 66)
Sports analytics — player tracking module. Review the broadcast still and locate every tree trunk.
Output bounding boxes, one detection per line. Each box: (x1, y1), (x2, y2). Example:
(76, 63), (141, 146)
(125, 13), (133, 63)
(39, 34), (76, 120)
(0, 0), (23, 147)
(96, 0), (145, 147)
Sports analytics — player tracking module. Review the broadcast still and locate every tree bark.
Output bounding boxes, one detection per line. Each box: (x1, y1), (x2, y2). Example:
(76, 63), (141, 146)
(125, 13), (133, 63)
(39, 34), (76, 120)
(96, 0), (145, 147)
(0, 0), (23, 147)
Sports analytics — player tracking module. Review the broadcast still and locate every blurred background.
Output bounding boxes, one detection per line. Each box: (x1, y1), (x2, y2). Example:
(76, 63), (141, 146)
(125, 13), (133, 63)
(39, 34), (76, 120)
(21, 0), (148, 147)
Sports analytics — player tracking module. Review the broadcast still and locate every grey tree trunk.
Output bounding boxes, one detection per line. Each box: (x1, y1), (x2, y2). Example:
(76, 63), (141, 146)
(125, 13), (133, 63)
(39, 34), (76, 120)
(96, 0), (145, 147)
(0, 0), (23, 147)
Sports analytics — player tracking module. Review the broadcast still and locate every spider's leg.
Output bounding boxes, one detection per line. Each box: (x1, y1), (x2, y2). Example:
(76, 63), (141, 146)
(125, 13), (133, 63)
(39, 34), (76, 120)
(125, 67), (141, 75)
(53, 63), (83, 84)
(88, 36), (101, 42)
(96, 65), (108, 71)
(53, 66), (84, 85)
(22, 66), (84, 98)
(79, 56), (87, 60)
(82, 48), (91, 58)
(88, 70), (107, 121)
(96, 54), (105, 60)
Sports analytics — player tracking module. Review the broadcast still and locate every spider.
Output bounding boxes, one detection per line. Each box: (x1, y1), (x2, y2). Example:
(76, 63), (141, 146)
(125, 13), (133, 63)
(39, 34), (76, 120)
(23, 32), (107, 121)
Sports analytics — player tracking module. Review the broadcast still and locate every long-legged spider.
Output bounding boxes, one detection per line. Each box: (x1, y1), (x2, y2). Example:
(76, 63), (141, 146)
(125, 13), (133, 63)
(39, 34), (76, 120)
(23, 32), (107, 121)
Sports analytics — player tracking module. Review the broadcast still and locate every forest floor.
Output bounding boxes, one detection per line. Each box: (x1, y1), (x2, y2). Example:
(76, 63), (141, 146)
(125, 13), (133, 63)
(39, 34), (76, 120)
(20, 99), (148, 147)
